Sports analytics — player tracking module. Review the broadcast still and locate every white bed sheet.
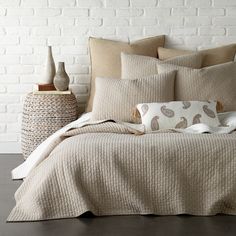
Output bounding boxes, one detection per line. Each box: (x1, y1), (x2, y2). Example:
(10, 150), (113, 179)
(12, 112), (92, 180)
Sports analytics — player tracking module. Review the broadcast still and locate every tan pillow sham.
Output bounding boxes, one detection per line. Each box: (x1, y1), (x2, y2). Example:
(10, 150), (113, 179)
(158, 44), (236, 67)
(121, 52), (202, 79)
(87, 35), (165, 112)
(157, 62), (236, 112)
(91, 71), (176, 122)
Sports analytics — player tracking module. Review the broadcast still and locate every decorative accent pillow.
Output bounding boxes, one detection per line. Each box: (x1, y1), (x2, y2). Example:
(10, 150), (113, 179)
(157, 62), (236, 112)
(158, 44), (236, 67)
(91, 71), (176, 122)
(121, 52), (202, 79)
(87, 35), (165, 112)
(136, 101), (220, 132)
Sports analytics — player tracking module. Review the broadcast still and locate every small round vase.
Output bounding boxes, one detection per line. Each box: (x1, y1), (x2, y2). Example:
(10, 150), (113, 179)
(53, 62), (70, 91)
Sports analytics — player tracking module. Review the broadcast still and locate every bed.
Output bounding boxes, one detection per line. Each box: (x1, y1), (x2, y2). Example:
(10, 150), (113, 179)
(8, 36), (236, 222)
(7, 112), (236, 221)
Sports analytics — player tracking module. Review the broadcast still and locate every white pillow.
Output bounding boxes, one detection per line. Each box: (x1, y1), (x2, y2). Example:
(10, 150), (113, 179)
(136, 101), (221, 132)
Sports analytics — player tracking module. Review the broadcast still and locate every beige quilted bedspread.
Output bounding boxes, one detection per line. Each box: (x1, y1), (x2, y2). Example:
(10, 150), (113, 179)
(8, 122), (236, 221)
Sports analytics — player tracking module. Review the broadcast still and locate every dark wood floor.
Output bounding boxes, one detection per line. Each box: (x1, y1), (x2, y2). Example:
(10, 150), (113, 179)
(1, 155), (236, 236)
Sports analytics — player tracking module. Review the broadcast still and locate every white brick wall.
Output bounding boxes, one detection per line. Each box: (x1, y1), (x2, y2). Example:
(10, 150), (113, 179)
(0, 0), (236, 153)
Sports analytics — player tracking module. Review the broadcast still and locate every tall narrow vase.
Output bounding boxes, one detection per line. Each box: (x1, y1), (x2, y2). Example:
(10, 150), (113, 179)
(53, 62), (70, 91)
(41, 46), (56, 84)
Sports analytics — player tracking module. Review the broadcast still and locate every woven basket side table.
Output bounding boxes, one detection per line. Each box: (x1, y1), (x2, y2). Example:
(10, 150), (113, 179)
(21, 92), (79, 159)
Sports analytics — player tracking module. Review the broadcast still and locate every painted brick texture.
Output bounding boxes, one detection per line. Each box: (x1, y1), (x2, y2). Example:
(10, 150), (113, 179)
(0, 0), (236, 152)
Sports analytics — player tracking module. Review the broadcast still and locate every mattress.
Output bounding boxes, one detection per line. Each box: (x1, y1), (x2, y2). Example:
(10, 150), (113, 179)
(8, 121), (236, 221)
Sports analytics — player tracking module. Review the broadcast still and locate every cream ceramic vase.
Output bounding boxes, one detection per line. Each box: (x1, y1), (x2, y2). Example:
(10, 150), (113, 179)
(41, 46), (56, 84)
(53, 62), (70, 91)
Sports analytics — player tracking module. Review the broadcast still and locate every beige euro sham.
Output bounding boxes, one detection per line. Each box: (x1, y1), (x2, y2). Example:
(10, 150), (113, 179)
(158, 44), (236, 67)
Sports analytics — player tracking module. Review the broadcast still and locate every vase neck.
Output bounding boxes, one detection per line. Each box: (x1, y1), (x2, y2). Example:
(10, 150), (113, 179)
(48, 46), (52, 57)
(57, 62), (65, 72)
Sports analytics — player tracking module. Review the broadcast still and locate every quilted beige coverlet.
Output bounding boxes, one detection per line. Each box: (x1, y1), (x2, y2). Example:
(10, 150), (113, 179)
(8, 122), (236, 221)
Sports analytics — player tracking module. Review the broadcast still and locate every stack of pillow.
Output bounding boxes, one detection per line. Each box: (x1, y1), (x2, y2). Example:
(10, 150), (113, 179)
(87, 35), (236, 131)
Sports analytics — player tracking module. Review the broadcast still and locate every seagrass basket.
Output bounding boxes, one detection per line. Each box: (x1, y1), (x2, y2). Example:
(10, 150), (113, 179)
(21, 92), (79, 159)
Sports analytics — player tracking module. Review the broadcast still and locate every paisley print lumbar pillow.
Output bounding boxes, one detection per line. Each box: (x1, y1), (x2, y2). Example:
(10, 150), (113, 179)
(136, 101), (221, 132)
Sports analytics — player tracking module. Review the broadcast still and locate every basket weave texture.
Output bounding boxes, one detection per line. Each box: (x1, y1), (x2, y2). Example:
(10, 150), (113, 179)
(21, 92), (79, 159)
